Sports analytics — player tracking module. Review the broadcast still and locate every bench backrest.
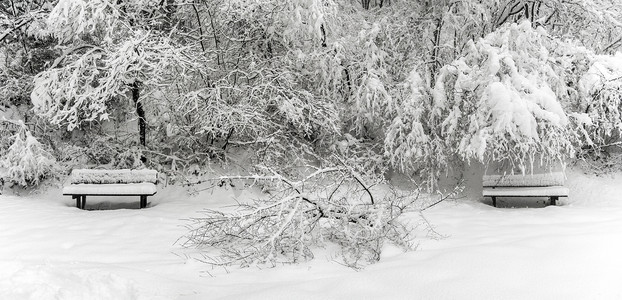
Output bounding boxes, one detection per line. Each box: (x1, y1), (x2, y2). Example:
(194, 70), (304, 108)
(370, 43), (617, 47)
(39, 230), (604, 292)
(483, 172), (565, 187)
(70, 169), (158, 184)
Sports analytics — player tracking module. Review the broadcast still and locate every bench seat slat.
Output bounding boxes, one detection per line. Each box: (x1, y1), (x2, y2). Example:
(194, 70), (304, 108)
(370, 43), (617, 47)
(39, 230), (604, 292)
(483, 186), (569, 197)
(63, 183), (157, 196)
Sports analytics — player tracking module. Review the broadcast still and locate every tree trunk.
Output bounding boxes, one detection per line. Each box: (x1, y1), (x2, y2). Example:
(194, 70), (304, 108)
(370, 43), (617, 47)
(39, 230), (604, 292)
(132, 82), (147, 163)
(362, 0), (370, 10)
(430, 17), (443, 86)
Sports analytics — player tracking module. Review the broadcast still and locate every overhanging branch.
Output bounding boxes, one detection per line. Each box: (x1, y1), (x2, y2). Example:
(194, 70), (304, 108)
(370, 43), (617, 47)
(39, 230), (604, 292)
(0, 17), (33, 43)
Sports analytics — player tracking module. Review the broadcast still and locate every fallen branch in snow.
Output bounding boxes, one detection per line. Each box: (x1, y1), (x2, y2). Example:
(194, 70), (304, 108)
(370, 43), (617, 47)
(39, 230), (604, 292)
(421, 179), (465, 211)
(179, 165), (424, 269)
(336, 156), (375, 205)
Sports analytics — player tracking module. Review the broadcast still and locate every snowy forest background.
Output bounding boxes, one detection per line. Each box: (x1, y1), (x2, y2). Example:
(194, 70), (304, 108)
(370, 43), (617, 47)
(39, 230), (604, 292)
(2, 0), (622, 268)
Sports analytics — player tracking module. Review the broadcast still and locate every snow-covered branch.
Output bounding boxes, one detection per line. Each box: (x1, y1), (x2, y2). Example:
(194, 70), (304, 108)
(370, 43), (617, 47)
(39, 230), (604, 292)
(181, 164), (421, 268)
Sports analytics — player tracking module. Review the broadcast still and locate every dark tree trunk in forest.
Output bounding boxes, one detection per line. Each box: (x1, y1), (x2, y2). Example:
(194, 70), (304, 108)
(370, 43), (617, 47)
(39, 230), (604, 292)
(362, 0), (370, 10)
(132, 82), (147, 163)
(430, 17), (443, 86)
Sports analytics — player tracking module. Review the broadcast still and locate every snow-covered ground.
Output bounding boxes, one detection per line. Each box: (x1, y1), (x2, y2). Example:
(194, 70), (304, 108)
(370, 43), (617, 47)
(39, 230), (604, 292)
(1, 168), (621, 299)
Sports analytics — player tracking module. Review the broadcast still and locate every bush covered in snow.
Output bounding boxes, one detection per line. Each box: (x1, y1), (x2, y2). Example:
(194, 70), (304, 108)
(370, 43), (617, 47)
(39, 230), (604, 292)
(0, 123), (59, 187)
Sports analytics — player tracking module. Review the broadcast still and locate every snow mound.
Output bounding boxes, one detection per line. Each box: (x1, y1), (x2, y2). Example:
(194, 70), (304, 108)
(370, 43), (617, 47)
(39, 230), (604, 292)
(0, 262), (139, 300)
(70, 169), (158, 184)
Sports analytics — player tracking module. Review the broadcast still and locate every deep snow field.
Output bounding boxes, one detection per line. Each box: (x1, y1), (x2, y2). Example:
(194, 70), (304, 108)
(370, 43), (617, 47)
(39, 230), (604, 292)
(1, 167), (621, 300)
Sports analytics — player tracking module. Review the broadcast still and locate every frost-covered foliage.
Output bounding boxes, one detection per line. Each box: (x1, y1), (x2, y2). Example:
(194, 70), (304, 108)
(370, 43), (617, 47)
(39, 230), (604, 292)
(385, 21), (576, 177)
(0, 122), (58, 187)
(1, 1), (59, 188)
(1, 1), (56, 110)
(543, 0), (622, 54)
(441, 21), (574, 169)
(383, 69), (447, 184)
(24, 0), (622, 184)
(28, 0), (346, 173)
(137, 0), (350, 172)
(577, 53), (622, 153)
(31, 17), (198, 131)
(31, 33), (195, 130)
(51, 132), (148, 170)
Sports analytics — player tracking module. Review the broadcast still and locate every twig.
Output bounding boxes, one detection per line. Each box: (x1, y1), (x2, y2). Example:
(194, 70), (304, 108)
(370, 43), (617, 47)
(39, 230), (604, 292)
(335, 156), (375, 205)
(421, 180), (464, 211)
(0, 17), (33, 43)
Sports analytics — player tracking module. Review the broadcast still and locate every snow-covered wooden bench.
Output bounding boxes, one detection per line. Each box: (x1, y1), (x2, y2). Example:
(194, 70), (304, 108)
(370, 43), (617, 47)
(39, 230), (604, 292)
(63, 169), (158, 209)
(483, 172), (569, 207)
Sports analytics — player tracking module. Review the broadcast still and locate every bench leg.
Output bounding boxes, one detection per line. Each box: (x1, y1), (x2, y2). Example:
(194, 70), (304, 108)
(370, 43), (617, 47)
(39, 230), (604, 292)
(140, 195), (147, 209)
(81, 195), (86, 209)
(492, 196), (497, 207)
(550, 196), (558, 206)
(74, 196), (81, 209)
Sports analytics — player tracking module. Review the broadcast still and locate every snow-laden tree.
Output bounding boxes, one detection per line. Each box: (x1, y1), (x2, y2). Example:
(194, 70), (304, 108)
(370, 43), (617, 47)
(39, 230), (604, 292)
(491, 0), (622, 54)
(542, 0), (622, 54)
(577, 53), (622, 155)
(351, 0), (622, 181)
(385, 21), (579, 178)
(1, 0), (56, 114)
(29, 0), (348, 172)
(0, 120), (58, 187)
(1, 0), (61, 187)
(139, 0), (349, 171)
(30, 0), (200, 149)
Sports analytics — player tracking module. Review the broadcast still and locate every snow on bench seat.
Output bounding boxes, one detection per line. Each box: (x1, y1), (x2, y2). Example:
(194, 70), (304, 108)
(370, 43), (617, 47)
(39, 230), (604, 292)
(482, 172), (568, 207)
(63, 169), (158, 209)
(70, 169), (158, 184)
(483, 172), (565, 187)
